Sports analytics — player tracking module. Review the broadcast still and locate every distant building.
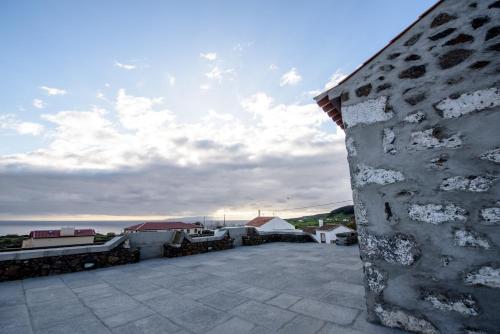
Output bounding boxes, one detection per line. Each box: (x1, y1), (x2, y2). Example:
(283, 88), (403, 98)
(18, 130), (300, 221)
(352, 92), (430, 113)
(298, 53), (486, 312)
(124, 222), (202, 234)
(314, 224), (354, 244)
(22, 227), (95, 248)
(246, 216), (295, 231)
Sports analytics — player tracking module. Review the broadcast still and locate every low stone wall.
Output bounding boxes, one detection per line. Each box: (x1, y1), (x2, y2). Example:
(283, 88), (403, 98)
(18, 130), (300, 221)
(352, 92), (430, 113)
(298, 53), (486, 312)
(242, 231), (315, 246)
(164, 234), (234, 257)
(0, 242), (139, 282)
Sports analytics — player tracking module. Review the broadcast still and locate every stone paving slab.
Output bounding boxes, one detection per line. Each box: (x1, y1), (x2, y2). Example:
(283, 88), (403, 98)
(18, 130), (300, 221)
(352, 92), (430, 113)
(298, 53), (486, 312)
(0, 242), (403, 334)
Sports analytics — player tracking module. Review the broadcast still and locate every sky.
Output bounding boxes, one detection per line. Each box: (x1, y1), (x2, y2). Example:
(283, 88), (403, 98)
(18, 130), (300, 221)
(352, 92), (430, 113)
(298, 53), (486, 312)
(0, 0), (436, 221)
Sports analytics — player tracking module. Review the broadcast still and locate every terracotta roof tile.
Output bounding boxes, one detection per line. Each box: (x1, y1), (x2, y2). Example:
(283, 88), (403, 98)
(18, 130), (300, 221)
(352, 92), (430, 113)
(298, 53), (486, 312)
(29, 229), (96, 239)
(246, 217), (274, 227)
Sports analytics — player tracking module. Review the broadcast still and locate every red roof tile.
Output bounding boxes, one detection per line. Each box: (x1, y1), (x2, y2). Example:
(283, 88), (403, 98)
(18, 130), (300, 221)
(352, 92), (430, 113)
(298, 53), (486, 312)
(29, 229), (96, 239)
(246, 217), (274, 227)
(124, 222), (199, 232)
(317, 224), (341, 232)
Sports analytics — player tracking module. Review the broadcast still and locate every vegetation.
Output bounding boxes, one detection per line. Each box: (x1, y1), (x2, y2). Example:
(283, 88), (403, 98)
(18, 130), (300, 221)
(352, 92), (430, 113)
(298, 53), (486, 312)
(287, 205), (356, 230)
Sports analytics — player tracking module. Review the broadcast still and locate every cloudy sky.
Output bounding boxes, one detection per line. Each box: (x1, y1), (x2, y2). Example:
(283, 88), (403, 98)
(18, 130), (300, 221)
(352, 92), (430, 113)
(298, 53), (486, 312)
(0, 0), (434, 220)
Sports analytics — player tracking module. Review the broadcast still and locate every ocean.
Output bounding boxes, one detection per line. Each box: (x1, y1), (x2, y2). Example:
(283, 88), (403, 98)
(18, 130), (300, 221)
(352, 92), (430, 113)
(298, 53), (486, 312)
(0, 220), (248, 236)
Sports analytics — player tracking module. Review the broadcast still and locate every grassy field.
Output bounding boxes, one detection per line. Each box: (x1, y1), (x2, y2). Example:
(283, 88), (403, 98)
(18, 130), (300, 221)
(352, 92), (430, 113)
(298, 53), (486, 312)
(287, 205), (356, 230)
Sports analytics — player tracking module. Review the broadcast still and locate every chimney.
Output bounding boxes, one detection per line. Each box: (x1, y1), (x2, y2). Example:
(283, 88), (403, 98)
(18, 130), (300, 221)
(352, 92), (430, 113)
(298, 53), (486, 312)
(60, 227), (75, 236)
(318, 219), (324, 227)
(258, 210), (261, 217)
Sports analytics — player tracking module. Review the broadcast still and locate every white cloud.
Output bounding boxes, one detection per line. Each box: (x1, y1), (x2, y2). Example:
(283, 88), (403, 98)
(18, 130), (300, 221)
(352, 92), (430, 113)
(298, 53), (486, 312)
(33, 99), (45, 109)
(324, 70), (348, 90)
(168, 75), (176, 86)
(96, 91), (105, 99)
(205, 66), (234, 82)
(114, 61), (136, 70)
(105, 83), (111, 88)
(200, 84), (211, 91)
(269, 64), (278, 71)
(0, 114), (44, 136)
(200, 52), (217, 61)
(0, 90), (350, 218)
(280, 68), (302, 86)
(40, 86), (67, 96)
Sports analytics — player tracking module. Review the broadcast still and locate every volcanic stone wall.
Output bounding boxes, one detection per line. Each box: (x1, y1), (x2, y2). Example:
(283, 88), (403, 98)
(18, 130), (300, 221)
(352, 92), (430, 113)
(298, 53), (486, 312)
(0, 243), (139, 282)
(320, 1), (500, 333)
(164, 234), (234, 257)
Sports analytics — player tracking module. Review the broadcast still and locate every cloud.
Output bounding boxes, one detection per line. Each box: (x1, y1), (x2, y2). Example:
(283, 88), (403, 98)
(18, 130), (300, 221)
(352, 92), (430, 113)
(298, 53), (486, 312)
(114, 61), (136, 70)
(324, 70), (348, 90)
(269, 64), (278, 71)
(168, 75), (176, 86)
(200, 52), (217, 61)
(0, 114), (44, 136)
(205, 66), (234, 82)
(280, 68), (302, 86)
(40, 86), (67, 96)
(0, 90), (349, 218)
(33, 99), (45, 109)
(200, 84), (211, 91)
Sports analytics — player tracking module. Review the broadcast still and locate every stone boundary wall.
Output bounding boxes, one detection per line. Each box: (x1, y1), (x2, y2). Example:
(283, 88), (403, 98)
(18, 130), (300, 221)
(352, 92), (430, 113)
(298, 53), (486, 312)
(0, 241), (139, 282)
(242, 230), (315, 246)
(164, 234), (234, 257)
(316, 1), (500, 333)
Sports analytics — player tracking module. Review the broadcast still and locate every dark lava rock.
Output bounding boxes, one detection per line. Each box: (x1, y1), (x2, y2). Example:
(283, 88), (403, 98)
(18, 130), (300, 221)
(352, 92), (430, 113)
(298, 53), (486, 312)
(489, 0), (500, 8)
(485, 26), (500, 41)
(487, 42), (500, 51)
(404, 54), (421, 61)
(388, 53), (401, 60)
(379, 64), (395, 72)
(443, 34), (474, 46)
(399, 65), (426, 79)
(438, 49), (474, 69)
(469, 61), (490, 69)
(376, 83), (392, 92)
(471, 16), (490, 29)
(429, 28), (456, 41)
(405, 93), (427, 106)
(431, 13), (457, 28)
(355, 83), (372, 97)
(404, 33), (422, 47)
(341, 91), (349, 102)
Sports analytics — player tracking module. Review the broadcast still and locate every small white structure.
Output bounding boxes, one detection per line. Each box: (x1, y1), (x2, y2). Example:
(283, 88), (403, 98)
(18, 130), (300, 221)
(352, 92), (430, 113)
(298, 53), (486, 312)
(246, 216), (295, 231)
(310, 224), (354, 244)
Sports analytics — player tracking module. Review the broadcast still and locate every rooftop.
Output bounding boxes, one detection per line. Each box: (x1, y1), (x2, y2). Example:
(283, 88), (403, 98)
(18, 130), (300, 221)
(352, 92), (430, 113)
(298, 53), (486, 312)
(0, 243), (402, 334)
(28, 229), (96, 239)
(246, 216), (274, 227)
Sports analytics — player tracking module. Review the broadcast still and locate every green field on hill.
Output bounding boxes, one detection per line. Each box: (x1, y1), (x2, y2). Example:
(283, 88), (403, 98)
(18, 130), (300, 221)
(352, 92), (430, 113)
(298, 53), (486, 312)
(287, 205), (356, 230)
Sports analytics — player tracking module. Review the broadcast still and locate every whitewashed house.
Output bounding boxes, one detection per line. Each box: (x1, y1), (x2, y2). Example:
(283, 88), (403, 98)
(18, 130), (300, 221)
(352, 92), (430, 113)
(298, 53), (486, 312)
(306, 221), (354, 244)
(246, 216), (295, 231)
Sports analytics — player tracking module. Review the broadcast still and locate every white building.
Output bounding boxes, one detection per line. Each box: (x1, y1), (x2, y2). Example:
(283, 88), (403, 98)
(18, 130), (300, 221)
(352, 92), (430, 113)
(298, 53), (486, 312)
(246, 216), (295, 231)
(308, 223), (354, 244)
(22, 227), (95, 248)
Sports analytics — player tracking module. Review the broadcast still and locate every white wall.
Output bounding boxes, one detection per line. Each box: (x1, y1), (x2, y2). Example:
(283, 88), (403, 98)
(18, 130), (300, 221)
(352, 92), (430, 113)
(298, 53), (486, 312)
(315, 226), (353, 244)
(257, 217), (295, 231)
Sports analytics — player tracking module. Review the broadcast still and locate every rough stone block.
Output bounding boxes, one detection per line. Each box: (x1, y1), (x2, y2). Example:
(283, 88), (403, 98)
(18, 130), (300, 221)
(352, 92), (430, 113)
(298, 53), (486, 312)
(480, 207), (500, 224)
(364, 262), (385, 295)
(374, 304), (439, 334)
(440, 176), (494, 192)
(480, 148), (500, 163)
(354, 164), (404, 187)
(359, 231), (420, 266)
(422, 290), (479, 316)
(408, 203), (467, 224)
(454, 230), (490, 249)
(464, 266), (500, 288)
(382, 128), (397, 154)
(409, 129), (462, 150)
(435, 87), (500, 119)
(342, 96), (392, 128)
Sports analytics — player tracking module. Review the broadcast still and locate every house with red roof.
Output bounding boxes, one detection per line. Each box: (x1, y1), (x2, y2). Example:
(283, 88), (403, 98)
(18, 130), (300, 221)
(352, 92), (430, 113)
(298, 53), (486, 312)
(22, 227), (95, 249)
(246, 216), (295, 231)
(124, 222), (202, 235)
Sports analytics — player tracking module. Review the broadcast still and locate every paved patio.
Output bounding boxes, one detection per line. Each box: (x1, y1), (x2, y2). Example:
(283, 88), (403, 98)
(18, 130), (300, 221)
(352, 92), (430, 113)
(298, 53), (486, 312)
(0, 243), (404, 334)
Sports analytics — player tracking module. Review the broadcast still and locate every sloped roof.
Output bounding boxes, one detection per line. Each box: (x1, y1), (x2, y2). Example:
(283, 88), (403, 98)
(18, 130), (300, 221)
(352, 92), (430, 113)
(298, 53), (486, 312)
(246, 217), (275, 227)
(124, 222), (198, 232)
(29, 229), (95, 239)
(317, 224), (342, 232)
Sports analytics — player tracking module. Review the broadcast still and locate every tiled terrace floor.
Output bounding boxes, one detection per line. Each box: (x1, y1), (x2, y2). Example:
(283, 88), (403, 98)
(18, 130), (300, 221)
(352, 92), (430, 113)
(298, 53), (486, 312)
(0, 243), (405, 334)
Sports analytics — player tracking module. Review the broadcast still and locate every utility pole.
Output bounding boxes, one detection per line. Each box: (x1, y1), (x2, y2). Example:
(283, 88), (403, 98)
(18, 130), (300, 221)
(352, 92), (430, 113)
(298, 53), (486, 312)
(258, 209), (261, 217)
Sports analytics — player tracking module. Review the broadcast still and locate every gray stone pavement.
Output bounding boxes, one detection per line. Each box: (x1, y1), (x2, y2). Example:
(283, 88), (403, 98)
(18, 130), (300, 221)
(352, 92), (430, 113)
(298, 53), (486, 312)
(0, 243), (405, 334)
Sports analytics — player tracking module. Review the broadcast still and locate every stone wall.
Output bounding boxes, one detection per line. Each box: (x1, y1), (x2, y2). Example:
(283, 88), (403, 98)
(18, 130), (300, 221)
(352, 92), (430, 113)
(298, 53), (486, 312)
(316, 1), (500, 333)
(0, 242), (139, 282)
(164, 234), (234, 257)
(242, 229), (315, 245)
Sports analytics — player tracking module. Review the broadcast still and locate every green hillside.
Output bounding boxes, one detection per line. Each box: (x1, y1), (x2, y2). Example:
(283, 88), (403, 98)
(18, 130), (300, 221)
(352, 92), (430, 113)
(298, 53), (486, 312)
(287, 205), (355, 230)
